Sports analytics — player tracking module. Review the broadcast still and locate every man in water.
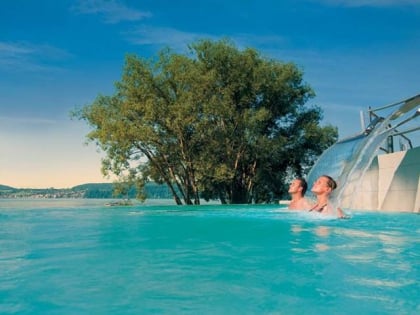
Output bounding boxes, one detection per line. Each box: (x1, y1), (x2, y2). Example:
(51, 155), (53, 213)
(310, 175), (346, 218)
(288, 178), (312, 210)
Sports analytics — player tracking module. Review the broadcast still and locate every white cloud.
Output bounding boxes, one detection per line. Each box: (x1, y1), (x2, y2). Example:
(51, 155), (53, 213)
(0, 41), (71, 72)
(0, 42), (34, 56)
(0, 116), (57, 126)
(125, 26), (284, 54)
(314, 0), (420, 7)
(125, 25), (216, 51)
(230, 33), (286, 51)
(72, 0), (151, 24)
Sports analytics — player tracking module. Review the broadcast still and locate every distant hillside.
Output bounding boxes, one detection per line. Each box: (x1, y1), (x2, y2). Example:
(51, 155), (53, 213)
(0, 184), (16, 191)
(0, 182), (174, 199)
(72, 182), (174, 199)
(71, 183), (115, 198)
(71, 183), (114, 191)
(144, 182), (175, 199)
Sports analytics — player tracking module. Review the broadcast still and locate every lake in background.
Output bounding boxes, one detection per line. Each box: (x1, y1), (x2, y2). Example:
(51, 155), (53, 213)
(0, 199), (418, 314)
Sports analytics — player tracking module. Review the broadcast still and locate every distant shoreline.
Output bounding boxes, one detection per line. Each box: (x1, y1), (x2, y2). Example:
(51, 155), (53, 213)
(0, 182), (174, 200)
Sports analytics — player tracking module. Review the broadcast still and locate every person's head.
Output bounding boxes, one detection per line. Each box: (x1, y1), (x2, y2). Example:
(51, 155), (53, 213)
(288, 177), (308, 196)
(311, 175), (337, 195)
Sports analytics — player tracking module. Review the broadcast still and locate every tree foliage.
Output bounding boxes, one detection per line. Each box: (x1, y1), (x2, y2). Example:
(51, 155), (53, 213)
(73, 39), (338, 204)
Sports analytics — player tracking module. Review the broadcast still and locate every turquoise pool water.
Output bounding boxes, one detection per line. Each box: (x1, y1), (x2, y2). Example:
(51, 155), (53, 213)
(0, 199), (418, 314)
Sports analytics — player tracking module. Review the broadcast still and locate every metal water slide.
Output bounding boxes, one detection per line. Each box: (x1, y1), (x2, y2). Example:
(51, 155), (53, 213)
(307, 94), (420, 208)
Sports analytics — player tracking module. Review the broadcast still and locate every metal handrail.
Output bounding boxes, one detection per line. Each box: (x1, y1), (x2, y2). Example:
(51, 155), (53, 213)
(368, 94), (420, 113)
(365, 94), (420, 153)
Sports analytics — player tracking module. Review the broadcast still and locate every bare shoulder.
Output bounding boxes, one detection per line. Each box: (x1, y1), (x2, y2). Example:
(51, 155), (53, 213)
(301, 198), (314, 210)
(288, 200), (299, 210)
(289, 198), (313, 211)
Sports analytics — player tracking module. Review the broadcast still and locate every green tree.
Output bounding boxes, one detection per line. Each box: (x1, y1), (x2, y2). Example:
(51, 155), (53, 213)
(73, 39), (337, 205)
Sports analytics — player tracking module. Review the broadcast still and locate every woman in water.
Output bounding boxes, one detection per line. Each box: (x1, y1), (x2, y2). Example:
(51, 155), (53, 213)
(310, 175), (346, 218)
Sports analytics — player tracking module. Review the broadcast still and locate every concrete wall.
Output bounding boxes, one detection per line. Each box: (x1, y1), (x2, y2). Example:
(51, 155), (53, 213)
(342, 146), (420, 212)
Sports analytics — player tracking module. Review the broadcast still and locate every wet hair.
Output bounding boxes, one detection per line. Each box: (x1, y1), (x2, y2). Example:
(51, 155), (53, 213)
(321, 175), (337, 190)
(296, 177), (308, 196)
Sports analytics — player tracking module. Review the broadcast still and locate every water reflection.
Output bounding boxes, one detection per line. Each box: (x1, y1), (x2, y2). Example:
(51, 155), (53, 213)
(333, 226), (410, 265)
(289, 224), (332, 252)
(290, 224), (304, 234)
(290, 222), (412, 258)
(314, 243), (330, 252)
(347, 276), (416, 288)
(314, 226), (330, 237)
(313, 226), (330, 252)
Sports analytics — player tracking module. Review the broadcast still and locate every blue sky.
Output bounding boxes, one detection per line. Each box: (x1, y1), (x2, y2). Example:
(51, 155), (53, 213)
(1, 0), (419, 188)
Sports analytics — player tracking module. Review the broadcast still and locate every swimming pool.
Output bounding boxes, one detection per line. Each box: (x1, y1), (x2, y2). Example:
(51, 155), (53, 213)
(0, 200), (418, 314)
